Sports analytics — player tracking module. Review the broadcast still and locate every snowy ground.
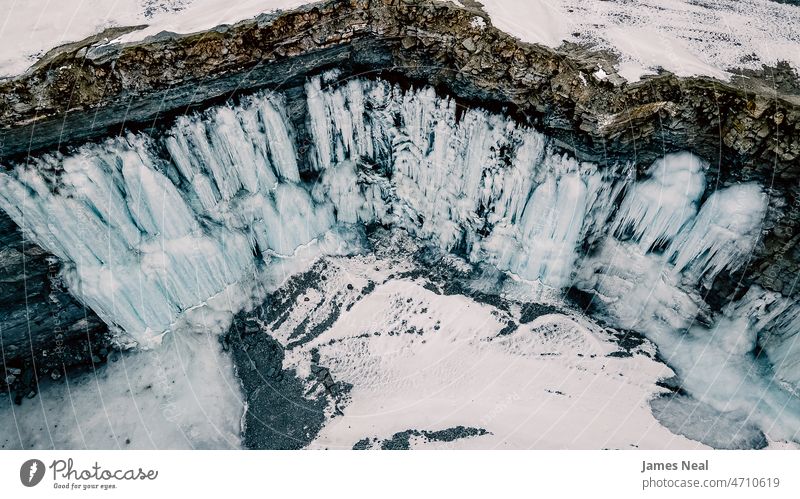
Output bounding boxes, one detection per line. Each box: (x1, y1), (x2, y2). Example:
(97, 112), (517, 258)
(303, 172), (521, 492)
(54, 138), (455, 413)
(231, 230), (754, 450)
(3, 227), (795, 449)
(280, 240), (705, 449)
(236, 230), (794, 450)
(0, 0), (309, 77)
(1, 0), (799, 81)
(477, 0), (800, 81)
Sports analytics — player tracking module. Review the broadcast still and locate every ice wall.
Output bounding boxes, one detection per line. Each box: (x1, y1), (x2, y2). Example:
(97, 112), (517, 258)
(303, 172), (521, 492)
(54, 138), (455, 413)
(0, 94), (338, 345)
(0, 75), (797, 443)
(304, 78), (621, 288)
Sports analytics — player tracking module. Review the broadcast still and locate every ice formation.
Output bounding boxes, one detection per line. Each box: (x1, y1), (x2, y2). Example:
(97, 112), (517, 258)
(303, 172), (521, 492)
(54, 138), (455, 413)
(0, 94), (338, 346)
(0, 76), (798, 444)
(611, 151), (705, 253)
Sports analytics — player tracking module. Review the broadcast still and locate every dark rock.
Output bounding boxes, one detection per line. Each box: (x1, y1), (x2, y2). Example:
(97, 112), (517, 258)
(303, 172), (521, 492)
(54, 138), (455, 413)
(352, 438), (372, 450)
(377, 426), (489, 449)
(0, 211), (111, 394)
(222, 313), (328, 450)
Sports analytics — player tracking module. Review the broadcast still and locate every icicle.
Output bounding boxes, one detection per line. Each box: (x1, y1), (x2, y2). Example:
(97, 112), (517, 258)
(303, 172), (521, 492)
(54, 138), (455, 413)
(256, 95), (300, 182)
(612, 151), (706, 251)
(668, 183), (767, 284)
(306, 77), (333, 171)
(714, 286), (800, 389)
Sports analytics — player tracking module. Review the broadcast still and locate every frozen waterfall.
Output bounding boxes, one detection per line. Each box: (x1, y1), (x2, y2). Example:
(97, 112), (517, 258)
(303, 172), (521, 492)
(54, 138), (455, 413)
(0, 94), (338, 345)
(0, 75), (798, 442)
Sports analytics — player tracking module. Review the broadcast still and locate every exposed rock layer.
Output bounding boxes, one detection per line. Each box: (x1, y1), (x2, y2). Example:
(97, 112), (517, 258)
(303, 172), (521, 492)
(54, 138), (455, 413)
(2, 0), (798, 174)
(0, 211), (110, 399)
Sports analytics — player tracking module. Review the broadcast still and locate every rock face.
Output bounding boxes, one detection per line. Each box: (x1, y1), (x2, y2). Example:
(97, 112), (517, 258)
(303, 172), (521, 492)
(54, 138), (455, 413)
(0, 0), (798, 369)
(0, 211), (109, 400)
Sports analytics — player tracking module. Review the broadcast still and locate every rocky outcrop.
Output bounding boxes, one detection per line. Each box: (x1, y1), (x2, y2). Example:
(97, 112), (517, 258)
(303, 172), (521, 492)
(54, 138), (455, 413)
(0, 0), (799, 372)
(0, 211), (110, 401)
(1, 0), (798, 172)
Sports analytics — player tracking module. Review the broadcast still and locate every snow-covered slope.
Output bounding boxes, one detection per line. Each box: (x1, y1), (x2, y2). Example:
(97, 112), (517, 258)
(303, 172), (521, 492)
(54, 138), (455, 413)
(0, 230), (780, 449)
(0, 0), (309, 78)
(478, 0), (800, 81)
(0, 243), (694, 450)
(275, 238), (708, 450)
(0, 324), (244, 449)
(1, 0), (799, 81)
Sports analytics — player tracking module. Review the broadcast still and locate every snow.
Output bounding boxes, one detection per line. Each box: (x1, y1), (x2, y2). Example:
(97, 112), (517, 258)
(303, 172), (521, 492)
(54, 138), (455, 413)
(480, 0), (570, 48)
(0, 0), (310, 78)
(480, 0), (800, 81)
(0, 309), (245, 449)
(309, 290), (689, 450)
(2, 1), (799, 81)
(601, 26), (727, 82)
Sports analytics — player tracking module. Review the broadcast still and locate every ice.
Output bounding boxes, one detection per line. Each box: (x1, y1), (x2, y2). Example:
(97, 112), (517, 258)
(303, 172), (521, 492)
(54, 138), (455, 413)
(575, 174), (797, 442)
(0, 138), (259, 344)
(262, 183), (335, 256)
(0, 90), (346, 345)
(762, 304), (800, 390)
(668, 183), (767, 285)
(576, 240), (800, 442)
(303, 77), (611, 288)
(254, 94), (301, 182)
(655, 321), (800, 443)
(299, 79), (800, 443)
(305, 77), (336, 172)
(313, 160), (392, 226)
(576, 175), (767, 330)
(0, 308), (245, 450)
(716, 286), (800, 390)
(649, 394), (767, 449)
(575, 238), (700, 330)
(479, 166), (590, 287)
(612, 152), (705, 252)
